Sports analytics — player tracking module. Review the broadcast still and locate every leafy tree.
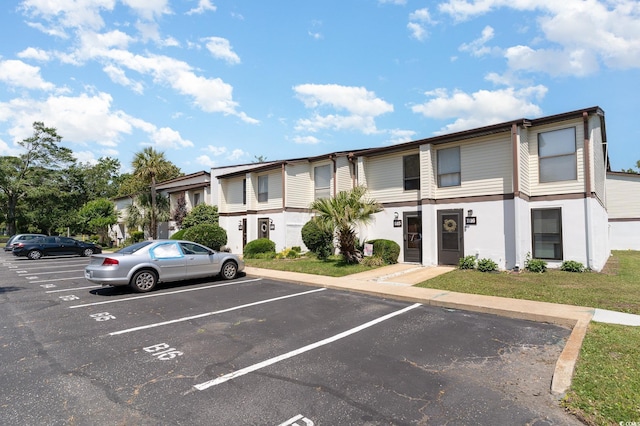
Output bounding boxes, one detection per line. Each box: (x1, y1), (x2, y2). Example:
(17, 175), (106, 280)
(66, 157), (122, 201)
(78, 198), (118, 244)
(181, 204), (219, 229)
(171, 193), (188, 229)
(309, 186), (382, 264)
(125, 192), (170, 239)
(131, 147), (182, 238)
(253, 155), (268, 163)
(0, 122), (75, 235)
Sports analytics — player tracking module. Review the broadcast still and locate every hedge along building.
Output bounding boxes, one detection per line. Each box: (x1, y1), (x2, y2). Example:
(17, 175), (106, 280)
(216, 106), (609, 271)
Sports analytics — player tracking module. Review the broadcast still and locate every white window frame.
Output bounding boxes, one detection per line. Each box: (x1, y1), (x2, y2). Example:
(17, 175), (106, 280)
(258, 175), (268, 203)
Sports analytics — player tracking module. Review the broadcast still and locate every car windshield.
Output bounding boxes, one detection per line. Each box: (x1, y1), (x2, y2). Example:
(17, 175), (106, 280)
(117, 241), (153, 254)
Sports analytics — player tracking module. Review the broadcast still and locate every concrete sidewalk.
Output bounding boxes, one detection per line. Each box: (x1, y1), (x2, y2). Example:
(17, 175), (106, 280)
(244, 263), (600, 396)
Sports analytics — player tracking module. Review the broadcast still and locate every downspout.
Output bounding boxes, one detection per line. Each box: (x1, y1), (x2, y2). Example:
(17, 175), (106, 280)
(583, 112), (593, 269)
(511, 124), (521, 271)
(329, 154), (337, 196)
(348, 153), (357, 188)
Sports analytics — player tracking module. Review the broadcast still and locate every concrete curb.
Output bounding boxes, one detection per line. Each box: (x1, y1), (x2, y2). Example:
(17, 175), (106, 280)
(244, 265), (595, 396)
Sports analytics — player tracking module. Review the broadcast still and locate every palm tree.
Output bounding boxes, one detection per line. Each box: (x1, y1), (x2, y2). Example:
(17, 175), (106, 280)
(310, 186), (382, 264)
(131, 147), (175, 239)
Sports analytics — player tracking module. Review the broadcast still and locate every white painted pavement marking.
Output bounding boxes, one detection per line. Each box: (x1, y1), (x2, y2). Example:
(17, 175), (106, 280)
(109, 287), (327, 336)
(193, 303), (422, 391)
(46, 285), (102, 293)
(18, 269), (85, 275)
(278, 414), (314, 426)
(29, 276), (85, 283)
(69, 278), (263, 309)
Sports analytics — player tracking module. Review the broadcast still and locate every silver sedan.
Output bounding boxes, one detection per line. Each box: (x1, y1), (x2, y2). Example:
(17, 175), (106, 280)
(84, 240), (245, 293)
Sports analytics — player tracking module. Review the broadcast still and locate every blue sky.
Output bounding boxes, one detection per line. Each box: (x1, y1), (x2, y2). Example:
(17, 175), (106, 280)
(0, 0), (639, 175)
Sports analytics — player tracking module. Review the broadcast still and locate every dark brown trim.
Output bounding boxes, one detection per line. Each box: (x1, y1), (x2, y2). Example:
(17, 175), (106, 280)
(609, 218), (640, 222)
(246, 208), (284, 215)
(330, 154), (337, 196)
(381, 200), (421, 208)
(284, 207), (313, 213)
(281, 163), (286, 210)
(583, 112), (592, 194)
(512, 124), (519, 195)
(421, 194), (515, 205)
(529, 192), (588, 202)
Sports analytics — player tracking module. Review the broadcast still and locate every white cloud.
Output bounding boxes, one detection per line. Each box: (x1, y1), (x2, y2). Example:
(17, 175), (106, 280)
(187, 0), (217, 15)
(196, 154), (217, 168)
(459, 26), (496, 57)
(0, 138), (22, 156)
(407, 8), (434, 41)
(203, 37), (241, 64)
(73, 150), (98, 165)
(411, 86), (547, 133)
(293, 135), (320, 145)
(439, 0), (640, 74)
(21, 0), (115, 30)
(294, 84), (393, 135)
(0, 60), (55, 91)
(120, 0), (172, 21)
(386, 129), (417, 145)
(228, 149), (245, 160)
(407, 22), (427, 41)
(17, 47), (51, 61)
(203, 145), (227, 156)
(103, 64), (144, 93)
(0, 91), (193, 153)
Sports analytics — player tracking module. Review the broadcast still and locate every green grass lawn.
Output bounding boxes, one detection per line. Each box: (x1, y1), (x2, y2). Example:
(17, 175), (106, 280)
(245, 255), (380, 277)
(247, 250), (640, 425)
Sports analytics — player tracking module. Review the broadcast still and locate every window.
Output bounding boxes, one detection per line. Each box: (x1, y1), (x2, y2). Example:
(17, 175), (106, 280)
(242, 179), (246, 205)
(193, 192), (201, 206)
(538, 127), (576, 183)
(314, 165), (331, 199)
(258, 175), (268, 202)
(403, 154), (420, 190)
(531, 208), (563, 260)
(437, 147), (461, 187)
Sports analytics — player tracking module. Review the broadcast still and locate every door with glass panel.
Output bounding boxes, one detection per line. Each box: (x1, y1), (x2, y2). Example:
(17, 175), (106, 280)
(437, 209), (464, 265)
(403, 212), (422, 263)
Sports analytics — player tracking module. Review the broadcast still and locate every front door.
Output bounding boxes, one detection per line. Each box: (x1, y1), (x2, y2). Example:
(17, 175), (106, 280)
(404, 212), (422, 263)
(258, 218), (270, 240)
(242, 218), (247, 248)
(438, 209), (464, 265)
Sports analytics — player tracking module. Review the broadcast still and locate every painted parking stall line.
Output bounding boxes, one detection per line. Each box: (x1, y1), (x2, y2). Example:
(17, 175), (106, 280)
(193, 303), (422, 391)
(109, 287), (327, 336)
(69, 277), (263, 309)
(18, 269), (85, 276)
(45, 285), (101, 293)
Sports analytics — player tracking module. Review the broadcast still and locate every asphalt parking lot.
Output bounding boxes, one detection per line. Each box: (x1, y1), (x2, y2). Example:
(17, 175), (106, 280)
(0, 252), (582, 425)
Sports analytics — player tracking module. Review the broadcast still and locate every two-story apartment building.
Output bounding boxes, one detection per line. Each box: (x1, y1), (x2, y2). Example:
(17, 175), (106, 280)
(216, 106), (609, 271)
(606, 171), (640, 250)
(111, 171), (211, 242)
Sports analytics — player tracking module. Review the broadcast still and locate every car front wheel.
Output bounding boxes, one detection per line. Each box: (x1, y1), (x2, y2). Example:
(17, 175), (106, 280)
(27, 250), (43, 260)
(220, 261), (238, 280)
(130, 269), (158, 293)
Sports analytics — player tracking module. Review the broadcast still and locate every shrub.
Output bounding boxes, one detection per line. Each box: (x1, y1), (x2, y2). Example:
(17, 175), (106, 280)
(182, 223), (227, 250)
(561, 260), (585, 273)
(170, 229), (187, 240)
(367, 239), (400, 264)
(130, 230), (144, 243)
(181, 204), (219, 229)
(361, 255), (385, 267)
(458, 255), (476, 270)
(477, 258), (498, 272)
(244, 238), (276, 259)
(301, 219), (333, 260)
(275, 247), (300, 259)
(525, 257), (547, 273)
